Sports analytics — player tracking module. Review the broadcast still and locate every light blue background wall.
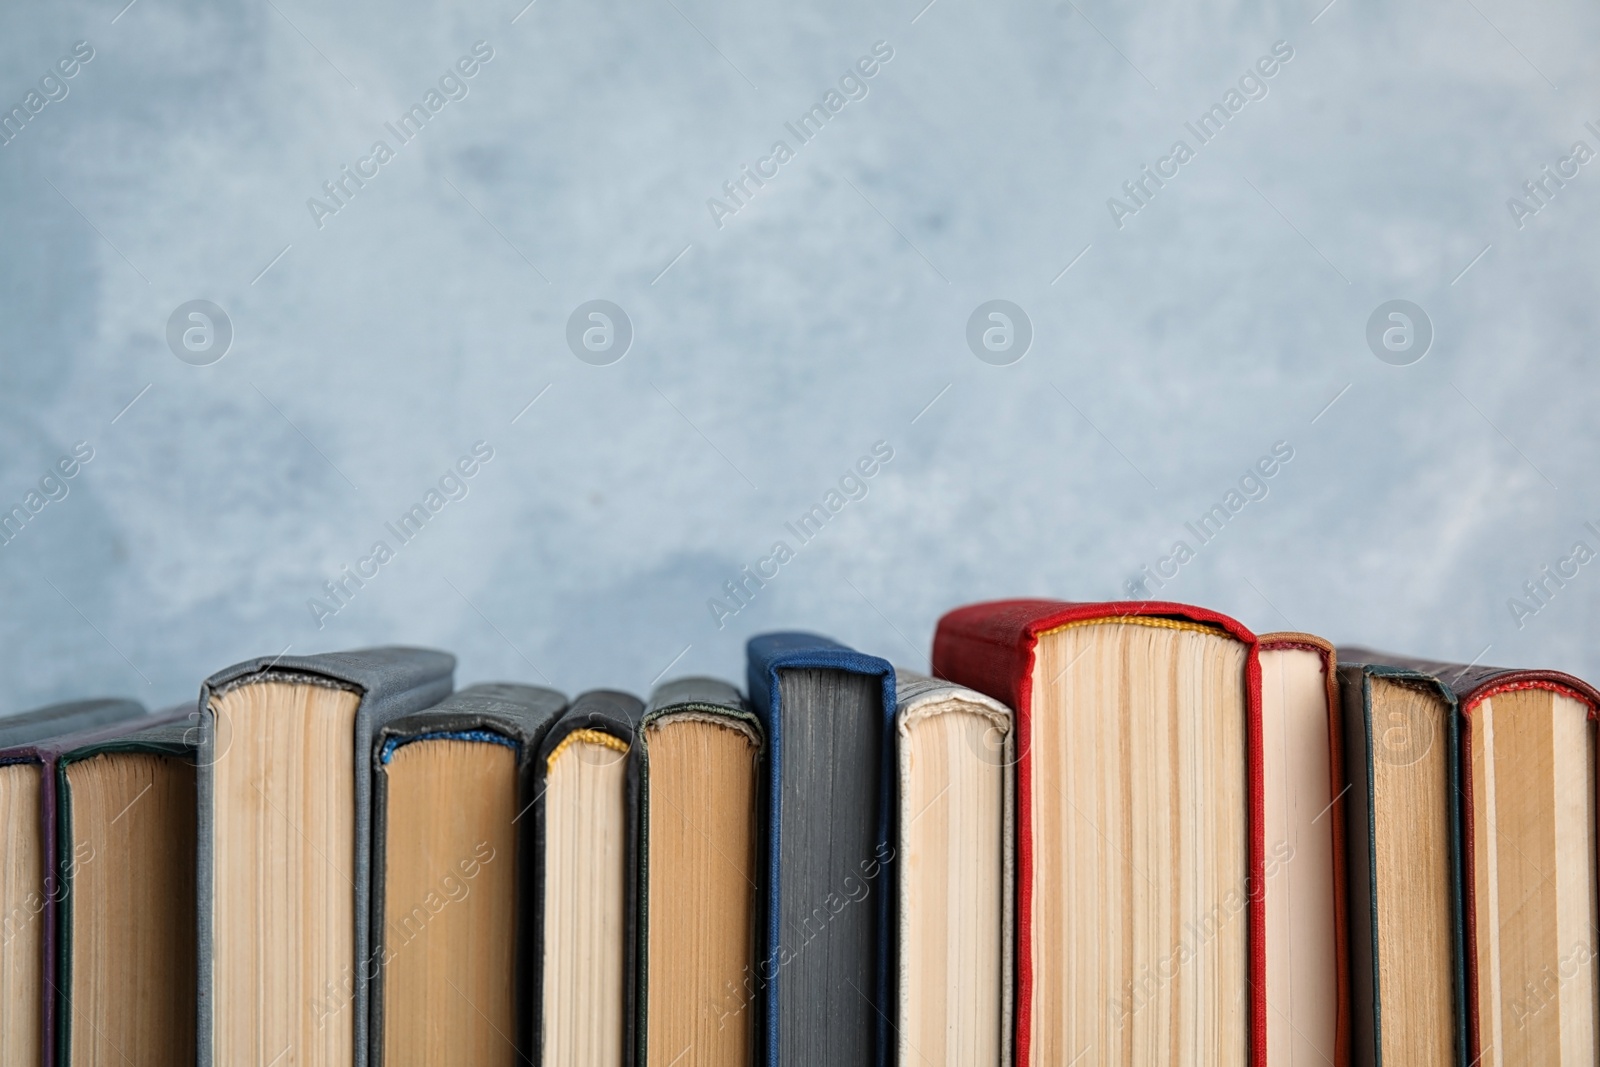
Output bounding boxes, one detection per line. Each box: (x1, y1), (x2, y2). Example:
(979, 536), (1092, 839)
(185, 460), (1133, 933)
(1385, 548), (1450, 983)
(2, 0), (1597, 712)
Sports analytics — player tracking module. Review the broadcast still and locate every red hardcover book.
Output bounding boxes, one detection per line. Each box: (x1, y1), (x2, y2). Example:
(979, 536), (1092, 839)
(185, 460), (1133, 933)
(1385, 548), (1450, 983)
(933, 599), (1272, 1066)
(1453, 667), (1600, 1067)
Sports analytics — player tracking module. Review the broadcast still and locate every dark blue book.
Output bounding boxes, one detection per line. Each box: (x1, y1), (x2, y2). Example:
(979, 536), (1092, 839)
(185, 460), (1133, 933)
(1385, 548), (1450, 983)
(745, 632), (896, 1067)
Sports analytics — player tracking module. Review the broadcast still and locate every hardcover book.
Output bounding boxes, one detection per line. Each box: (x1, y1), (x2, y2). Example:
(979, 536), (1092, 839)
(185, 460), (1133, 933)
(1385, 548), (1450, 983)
(892, 669), (1013, 1067)
(1258, 633), (1347, 1067)
(194, 647), (454, 1067)
(530, 689), (644, 1067)
(1341, 648), (1600, 1067)
(745, 632), (896, 1067)
(56, 710), (198, 1066)
(932, 600), (1266, 1066)
(1336, 654), (1466, 1067)
(637, 677), (762, 1067)
(370, 682), (568, 1067)
(0, 697), (148, 1067)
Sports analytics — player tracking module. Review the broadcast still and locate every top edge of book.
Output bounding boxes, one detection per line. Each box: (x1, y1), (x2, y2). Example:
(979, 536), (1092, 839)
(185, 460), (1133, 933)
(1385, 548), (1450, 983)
(746, 631), (897, 675)
(937, 599), (1258, 651)
(644, 676), (747, 716)
(59, 704), (197, 764)
(745, 632), (896, 724)
(1339, 647), (1600, 713)
(1258, 631), (1335, 656)
(643, 677), (762, 749)
(541, 689), (645, 755)
(893, 668), (1011, 720)
(0, 697), (151, 754)
(377, 682), (569, 764)
(203, 646), (456, 703)
(933, 600), (1259, 715)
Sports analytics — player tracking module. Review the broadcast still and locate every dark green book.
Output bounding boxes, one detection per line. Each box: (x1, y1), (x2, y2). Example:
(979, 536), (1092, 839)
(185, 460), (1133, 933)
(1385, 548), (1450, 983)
(56, 710), (197, 1064)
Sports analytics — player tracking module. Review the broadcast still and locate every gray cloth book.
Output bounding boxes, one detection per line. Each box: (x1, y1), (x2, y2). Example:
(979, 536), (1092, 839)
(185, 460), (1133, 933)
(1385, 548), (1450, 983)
(194, 647), (454, 1067)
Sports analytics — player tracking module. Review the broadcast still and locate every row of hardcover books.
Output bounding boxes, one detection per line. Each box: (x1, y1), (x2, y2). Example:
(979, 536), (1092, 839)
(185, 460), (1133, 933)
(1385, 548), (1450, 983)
(1, 597), (1594, 1065)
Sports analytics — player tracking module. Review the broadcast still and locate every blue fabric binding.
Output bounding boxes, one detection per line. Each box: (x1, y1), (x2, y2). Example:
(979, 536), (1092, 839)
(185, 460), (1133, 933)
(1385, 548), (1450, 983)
(745, 631), (897, 1067)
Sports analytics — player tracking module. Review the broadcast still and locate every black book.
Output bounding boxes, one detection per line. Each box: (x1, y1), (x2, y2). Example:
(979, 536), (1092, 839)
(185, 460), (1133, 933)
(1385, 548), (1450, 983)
(530, 689), (644, 1067)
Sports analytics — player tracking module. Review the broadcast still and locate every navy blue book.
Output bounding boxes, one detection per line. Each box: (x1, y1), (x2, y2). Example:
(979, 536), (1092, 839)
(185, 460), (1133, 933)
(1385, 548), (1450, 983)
(745, 632), (897, 1067)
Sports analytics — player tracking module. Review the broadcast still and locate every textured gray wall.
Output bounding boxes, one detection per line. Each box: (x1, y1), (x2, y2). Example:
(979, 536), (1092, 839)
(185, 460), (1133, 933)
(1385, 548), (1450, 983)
(1, 0), (1596, 713)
